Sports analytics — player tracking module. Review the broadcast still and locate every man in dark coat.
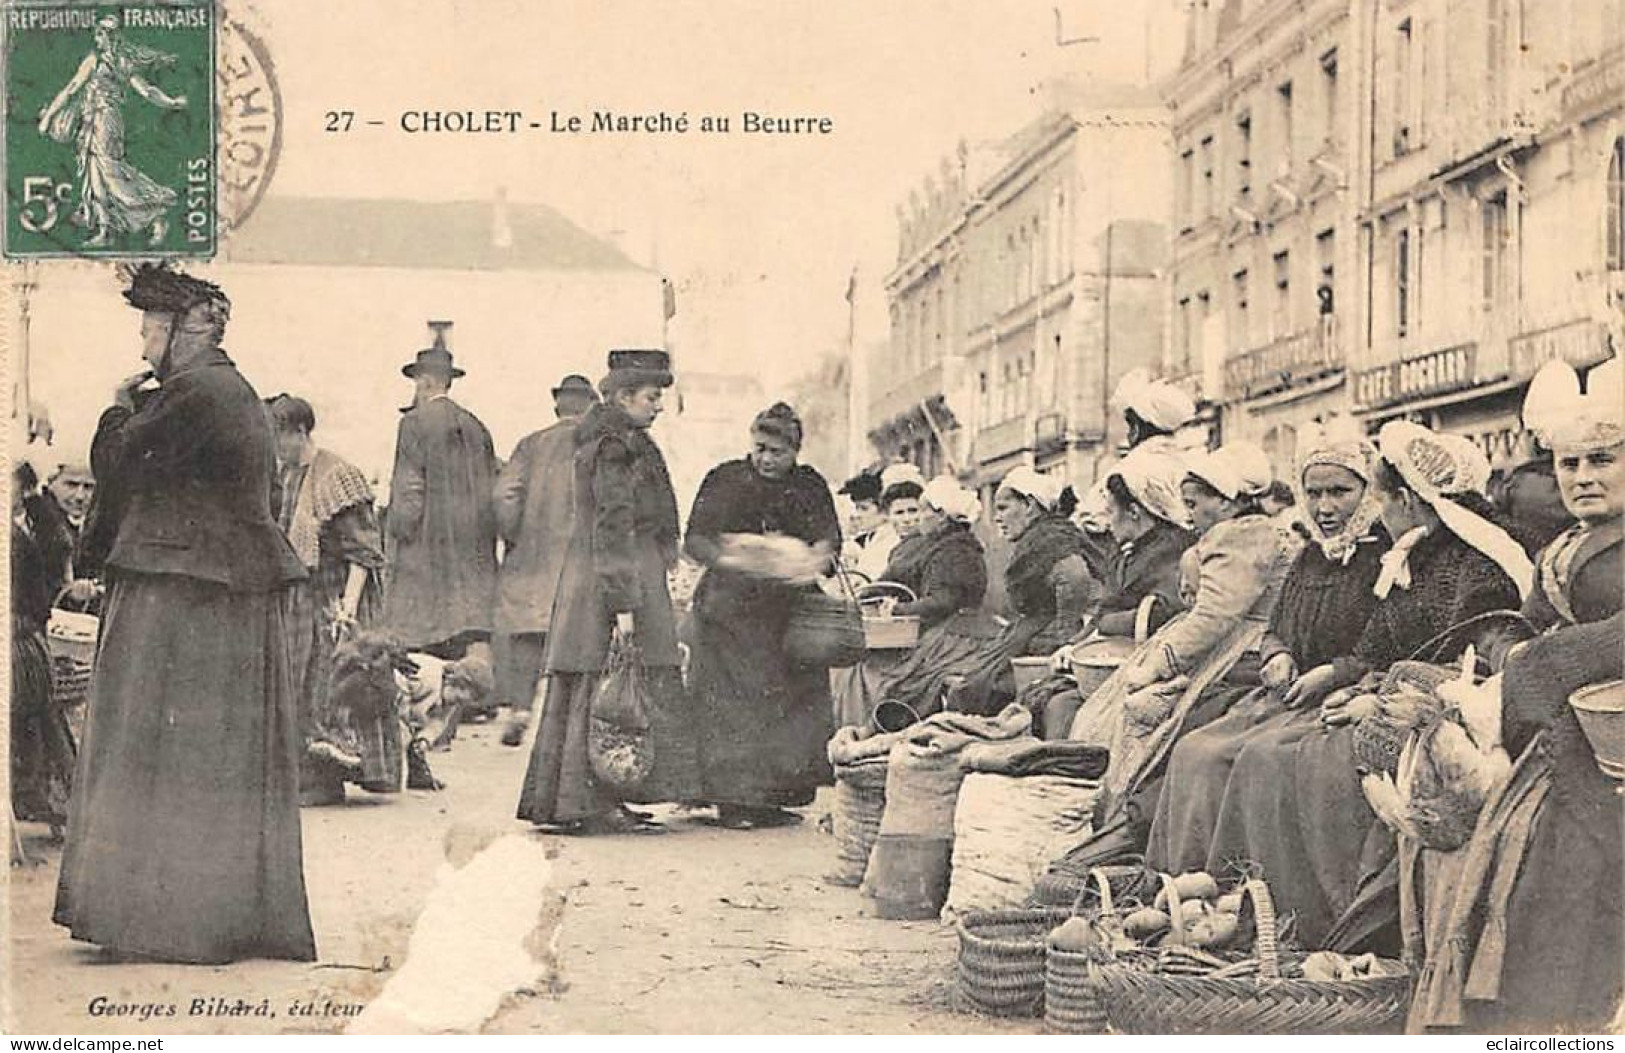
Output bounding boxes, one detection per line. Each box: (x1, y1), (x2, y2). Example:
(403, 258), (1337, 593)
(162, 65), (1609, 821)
(493, 373), (599, 746)
(53, 263), (315, 964)
(382, 334), (499, 663)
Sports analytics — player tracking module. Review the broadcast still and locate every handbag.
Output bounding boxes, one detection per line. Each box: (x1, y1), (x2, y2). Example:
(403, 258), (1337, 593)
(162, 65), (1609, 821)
(587, 633), (655, 791)
(785, 563), (865, 669)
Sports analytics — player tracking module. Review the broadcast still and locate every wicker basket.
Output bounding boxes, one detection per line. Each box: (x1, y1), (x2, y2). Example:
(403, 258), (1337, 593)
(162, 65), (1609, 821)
(955, 906), (1073, 1017)
(47, 604), (98, 704)
(826, 758), (889, 886)
(863, 615), (920, 651)
(1090, 879), (1412, 1034)
(1039, 868), (1118, 1033)
(955, 866), (1122, 1019)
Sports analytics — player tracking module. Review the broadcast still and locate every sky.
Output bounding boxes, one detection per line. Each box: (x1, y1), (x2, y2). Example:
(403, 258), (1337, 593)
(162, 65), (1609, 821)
(255, 0), (1185, 377)
(13, 0), (1187, 478)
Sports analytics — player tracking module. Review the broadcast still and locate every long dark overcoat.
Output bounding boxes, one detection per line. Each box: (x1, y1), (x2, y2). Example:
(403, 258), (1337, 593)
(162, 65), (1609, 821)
(544, 403), (682, 672)
(382, 396), (498, 648)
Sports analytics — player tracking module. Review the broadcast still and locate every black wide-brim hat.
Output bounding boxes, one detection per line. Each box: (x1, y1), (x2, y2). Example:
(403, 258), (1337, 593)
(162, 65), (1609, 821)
(551, 374), (600, 399)
(402, 346), (465, 379)
(604, 348), (673, 388)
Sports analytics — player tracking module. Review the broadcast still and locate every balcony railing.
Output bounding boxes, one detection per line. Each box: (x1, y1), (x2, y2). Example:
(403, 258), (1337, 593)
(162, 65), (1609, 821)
(869, 361), (944, 426)
(1223, 317), (1342, 402)
(975, 415), (1030, 463)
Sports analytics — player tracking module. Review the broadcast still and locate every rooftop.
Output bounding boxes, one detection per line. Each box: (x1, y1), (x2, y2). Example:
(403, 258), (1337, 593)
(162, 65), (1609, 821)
(225, 195), (645, 272)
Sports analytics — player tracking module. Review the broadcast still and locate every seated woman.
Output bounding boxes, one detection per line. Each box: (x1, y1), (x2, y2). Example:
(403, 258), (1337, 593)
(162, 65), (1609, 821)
(1200, 421), (1527, 953)
(829, 474), (930, 728)
(1147, 424), (1388, 873)
(1063, 443), (1299, 863)
(1024, 448), (1196, 737)
(866, 478), (989, 721)
(945, 467), (1094, 715)
(1407, 361), (1621, 1033)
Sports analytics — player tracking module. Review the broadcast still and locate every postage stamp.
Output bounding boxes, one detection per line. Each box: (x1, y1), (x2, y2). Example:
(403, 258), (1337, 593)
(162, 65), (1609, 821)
(3, 0), (217, 258)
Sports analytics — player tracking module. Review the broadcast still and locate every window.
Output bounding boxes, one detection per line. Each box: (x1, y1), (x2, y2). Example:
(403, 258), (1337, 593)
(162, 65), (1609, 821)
(1396, 227), (1410, 338)
(1316, 228), (1336, 315)
(1200, 135), (1216, 218)
(1272, 250), (1291, 336)
(1179, 147), (1195, 227)
(1482, 193), (1506, 311)
(934, 287), (945, 361)
(1414, 225), (1425, 335)
(1319, 49), (1339, 145)
(1608, 137), (1624, 272)
(1177, 295), (1193, 368)
(1277, 81), (1295, 170)
(1393, 19), (1413, 156)
(1235, 110), (1253, 197)
(1233, 269), (1251, 348)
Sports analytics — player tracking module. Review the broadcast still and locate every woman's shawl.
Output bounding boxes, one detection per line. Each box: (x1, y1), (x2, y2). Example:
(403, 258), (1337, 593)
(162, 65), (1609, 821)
(1005, 513), (1088, 620)
(287, 448), (374, 570)
(1079, 514), (1299, 805)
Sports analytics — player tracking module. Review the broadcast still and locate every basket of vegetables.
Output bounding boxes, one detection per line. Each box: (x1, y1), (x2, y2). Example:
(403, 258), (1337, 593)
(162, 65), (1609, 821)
(1043, 869), (1235, 1034)
(1088, 876), (1411, 1034)
(955, 864), (1151, 1019)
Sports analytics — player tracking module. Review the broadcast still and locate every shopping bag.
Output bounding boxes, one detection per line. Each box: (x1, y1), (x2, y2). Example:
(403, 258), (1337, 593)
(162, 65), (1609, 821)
(588, 634), (655, 790)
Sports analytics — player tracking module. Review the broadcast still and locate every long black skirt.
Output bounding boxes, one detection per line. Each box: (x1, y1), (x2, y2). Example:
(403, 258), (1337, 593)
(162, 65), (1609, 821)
(517, 665), (697, 825)
(52, 573), (316, 964)
(11, 628), (74, 826)
(689, 610), (833, 809)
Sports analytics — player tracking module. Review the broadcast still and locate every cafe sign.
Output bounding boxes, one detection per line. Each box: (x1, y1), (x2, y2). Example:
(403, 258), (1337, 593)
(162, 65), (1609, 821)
(1509, 320), (1609, 378)
(1354, 342), (1478, 410)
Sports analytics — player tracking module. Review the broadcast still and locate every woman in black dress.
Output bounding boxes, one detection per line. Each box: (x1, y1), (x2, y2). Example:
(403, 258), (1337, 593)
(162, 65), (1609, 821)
(686, 403), (843, 829)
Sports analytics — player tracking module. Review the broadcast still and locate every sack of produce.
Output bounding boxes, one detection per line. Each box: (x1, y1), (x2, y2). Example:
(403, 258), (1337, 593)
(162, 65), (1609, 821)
(942, 772), (1099, 921)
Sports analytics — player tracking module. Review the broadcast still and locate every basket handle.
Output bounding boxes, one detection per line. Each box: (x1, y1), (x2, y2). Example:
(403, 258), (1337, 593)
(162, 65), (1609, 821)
(1158, 872), (1189, 947)
(1069, 867), (1117, 916)
(857, 581), (918, 605)
(1238, 878), (1281, 980)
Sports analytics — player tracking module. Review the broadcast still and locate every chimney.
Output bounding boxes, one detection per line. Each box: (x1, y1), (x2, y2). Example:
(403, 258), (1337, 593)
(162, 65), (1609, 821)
(491, 186), (513, 250)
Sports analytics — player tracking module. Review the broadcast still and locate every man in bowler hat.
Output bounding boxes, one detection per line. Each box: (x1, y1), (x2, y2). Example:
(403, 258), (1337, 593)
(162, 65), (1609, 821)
(381, 326), (499, 673)
(492, 373), (600, 746)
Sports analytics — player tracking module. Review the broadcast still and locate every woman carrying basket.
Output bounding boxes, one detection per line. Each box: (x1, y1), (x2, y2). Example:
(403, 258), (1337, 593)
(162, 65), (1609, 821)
(686, 402), (843, 830)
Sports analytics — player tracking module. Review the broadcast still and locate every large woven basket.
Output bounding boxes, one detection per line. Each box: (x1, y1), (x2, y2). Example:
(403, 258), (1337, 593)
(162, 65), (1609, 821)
(956, 867), (1138, 1020)
(1042, 868), (1135, 1034)
(826, 758), (888, 886)
(1090, 879), (1412, 1035)
(955, 906), (1073, 1017)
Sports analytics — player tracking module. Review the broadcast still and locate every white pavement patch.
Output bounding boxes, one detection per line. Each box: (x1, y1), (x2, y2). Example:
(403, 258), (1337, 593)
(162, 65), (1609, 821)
(348, 828), (557, 1034)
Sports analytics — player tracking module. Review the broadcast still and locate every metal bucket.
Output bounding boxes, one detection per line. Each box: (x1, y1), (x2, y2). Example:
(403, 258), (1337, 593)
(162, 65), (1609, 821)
(1569, 679), (1625, 780)
(872, 699), (921, 734)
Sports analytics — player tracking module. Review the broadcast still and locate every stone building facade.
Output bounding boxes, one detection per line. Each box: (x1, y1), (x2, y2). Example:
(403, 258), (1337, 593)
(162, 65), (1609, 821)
(872, 87), (1172, 505)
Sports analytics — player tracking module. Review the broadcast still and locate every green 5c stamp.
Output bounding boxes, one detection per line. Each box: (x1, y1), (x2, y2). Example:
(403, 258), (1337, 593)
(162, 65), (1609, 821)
(4, 1), (216, 258)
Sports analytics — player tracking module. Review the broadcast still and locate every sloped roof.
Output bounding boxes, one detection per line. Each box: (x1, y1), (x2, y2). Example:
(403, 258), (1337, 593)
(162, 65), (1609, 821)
(225, 196), (644, 272)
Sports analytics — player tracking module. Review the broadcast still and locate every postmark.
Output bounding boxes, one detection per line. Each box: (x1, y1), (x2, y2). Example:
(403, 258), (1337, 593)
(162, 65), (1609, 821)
(3, 0), (217, 258)
(216, 13), (280, 235)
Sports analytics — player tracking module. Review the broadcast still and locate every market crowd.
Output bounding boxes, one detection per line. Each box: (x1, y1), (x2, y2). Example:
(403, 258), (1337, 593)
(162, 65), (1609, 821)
(9, 263), (1620, 1034)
